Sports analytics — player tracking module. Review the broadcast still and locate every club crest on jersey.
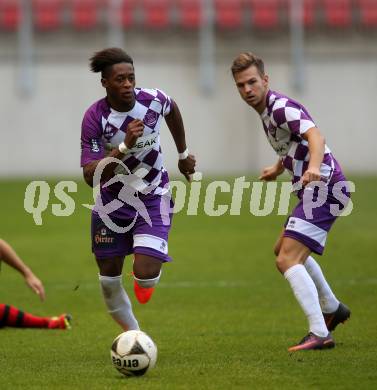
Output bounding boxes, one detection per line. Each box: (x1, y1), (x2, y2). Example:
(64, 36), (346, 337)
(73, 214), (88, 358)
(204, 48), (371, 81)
(144, 110), (158, 127)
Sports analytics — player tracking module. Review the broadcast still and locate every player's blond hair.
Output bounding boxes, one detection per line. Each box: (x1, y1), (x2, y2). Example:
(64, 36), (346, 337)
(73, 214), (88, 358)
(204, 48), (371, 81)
(231, 52), (265, 77)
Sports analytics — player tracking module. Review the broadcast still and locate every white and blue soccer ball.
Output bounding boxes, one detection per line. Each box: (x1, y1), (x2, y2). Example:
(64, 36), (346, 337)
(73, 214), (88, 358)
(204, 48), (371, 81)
(110, 330), (157, 377)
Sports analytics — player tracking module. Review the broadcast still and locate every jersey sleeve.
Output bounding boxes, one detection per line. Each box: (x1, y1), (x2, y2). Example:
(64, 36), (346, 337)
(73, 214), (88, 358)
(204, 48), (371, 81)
(272, 101), (316, 135)
(155, 89), (173, 116)
(80, 108), (105, 167)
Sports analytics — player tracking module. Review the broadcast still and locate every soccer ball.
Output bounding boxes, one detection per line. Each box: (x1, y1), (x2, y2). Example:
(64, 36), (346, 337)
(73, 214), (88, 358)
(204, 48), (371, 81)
(110, 330), (157, 377)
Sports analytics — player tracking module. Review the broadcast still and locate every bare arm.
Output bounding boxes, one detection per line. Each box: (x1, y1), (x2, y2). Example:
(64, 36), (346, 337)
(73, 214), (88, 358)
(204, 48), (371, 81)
(259, 159), (285, 181)
(83, 119), (145, 187)
(165, 100), (196, 181)
(0, 239), (45, 301)
(301, 127), (325, 186)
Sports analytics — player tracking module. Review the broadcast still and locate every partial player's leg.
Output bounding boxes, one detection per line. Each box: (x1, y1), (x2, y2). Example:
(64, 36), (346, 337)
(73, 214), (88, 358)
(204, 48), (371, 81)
(276, 237), (334, 351)
(275, 228), (349, 331)
(0, 303), (71, 329)
(133, 254), (163, 304)
(131, 195), (173, 304)
(92, 212), (139, 331)
(304, 256), (350, 330)
(96, 256), (139, 331)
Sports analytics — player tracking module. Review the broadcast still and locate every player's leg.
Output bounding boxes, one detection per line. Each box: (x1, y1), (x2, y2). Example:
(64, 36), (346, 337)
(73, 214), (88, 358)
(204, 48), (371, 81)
(131, 195), (173, 304)
(92, 212), (139, 331)
(133, 253), (163, 304)
(283, 183), (351, 332)
(96, 256), (139, 331)
(275, 228), (348, 329)
(276, 237), (334, 351)
(0, 303), (71, 329)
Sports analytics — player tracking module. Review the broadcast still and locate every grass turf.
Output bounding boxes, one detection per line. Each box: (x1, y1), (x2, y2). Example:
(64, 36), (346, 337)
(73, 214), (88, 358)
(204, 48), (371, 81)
(0, 176), (376, 389)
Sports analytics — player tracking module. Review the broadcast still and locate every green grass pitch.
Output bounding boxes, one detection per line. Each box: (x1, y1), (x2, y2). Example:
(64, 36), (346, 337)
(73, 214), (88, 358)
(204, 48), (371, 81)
(0, 176), (376, 389)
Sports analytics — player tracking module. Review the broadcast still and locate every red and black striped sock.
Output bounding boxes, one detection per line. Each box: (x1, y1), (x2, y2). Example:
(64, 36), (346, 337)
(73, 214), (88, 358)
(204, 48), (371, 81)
(0, 303), (50, 328)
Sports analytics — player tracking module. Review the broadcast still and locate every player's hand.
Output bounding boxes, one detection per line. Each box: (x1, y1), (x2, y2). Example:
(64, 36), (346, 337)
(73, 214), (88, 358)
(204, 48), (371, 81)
(259, 165), (282, 181)
(25, 271), (46, 301)
(301, 167), (321, 187)
(124, 119), (144, 149)
(178, 154), (196, 182)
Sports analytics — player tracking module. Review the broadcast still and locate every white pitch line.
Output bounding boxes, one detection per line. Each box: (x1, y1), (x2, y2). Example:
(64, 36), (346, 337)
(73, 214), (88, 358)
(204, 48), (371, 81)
(43, 277), (377, 291)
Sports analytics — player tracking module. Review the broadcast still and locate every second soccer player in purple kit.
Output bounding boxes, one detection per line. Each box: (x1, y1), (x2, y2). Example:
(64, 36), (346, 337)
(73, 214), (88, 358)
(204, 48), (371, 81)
(232, 52), (351, 352)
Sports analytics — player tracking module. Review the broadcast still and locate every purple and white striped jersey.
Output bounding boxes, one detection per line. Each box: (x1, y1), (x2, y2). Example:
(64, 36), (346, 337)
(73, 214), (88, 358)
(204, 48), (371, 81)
(81, 87), (172, 196)
(260, 90), (344, 190)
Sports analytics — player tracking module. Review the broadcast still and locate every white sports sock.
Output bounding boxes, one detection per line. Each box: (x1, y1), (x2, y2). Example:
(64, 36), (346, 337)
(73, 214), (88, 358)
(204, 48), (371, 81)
(99, 275), (139, 331)
(304, 256), (339, 313)
(284, 264), (328, 337)
(134, 271), (161, 288)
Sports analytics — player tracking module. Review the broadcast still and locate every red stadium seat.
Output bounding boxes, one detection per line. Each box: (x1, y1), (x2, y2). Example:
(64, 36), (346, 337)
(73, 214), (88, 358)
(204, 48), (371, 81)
(142, 0), (171, 29)
(215, 0), (243, 29)
(0, 0), (20, 31)
(177, 0), (201, 28)
(71, 0), (99, 30)
(120, 0), (138, 28)
(248, 0), (280, 29)
(33, 0), (63, 31)
(284, 0), (318, 28)
(302, 0), (317, 27)
(323, 0), (352, 28)
(357, 0), (377, 27)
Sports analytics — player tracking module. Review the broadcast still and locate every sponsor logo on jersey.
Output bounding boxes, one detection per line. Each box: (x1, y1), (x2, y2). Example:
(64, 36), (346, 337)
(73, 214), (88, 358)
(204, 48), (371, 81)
(129, 133), (159, 152)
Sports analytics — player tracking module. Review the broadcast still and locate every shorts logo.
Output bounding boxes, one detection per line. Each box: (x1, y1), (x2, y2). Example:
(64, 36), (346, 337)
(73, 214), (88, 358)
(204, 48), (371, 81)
(91, 139), (100, 153)
(144, 111), (158, 127)
(160, 241), (167, 252)
(93, 224), (116, 248)
(287, 218), (296, 229)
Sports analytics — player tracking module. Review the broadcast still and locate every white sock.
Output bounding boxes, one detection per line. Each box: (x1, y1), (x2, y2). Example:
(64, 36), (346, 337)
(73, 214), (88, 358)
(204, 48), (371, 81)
(284, 264), (328, 337)
(304, 256), (339, 313)
(99, 275), (139, 331)
(134, 271), (161, 288)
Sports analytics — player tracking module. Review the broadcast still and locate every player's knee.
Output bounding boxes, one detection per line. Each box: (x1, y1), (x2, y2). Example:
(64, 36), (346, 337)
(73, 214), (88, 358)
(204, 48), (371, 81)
(134, 270), (162, 288)
(275, 250), (292, 274)
(133, 256), (162, 281)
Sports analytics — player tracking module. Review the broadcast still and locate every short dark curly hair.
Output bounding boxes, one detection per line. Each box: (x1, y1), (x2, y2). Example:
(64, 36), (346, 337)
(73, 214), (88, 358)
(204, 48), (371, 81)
(89, 48), (134, 78)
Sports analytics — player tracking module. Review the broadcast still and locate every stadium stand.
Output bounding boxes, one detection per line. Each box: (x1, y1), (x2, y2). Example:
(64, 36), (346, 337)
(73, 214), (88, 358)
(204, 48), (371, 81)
(357, 0), (377, 27)
(248, 0), (281, 29)
(1, 0), (377, 31)
(0, 0), (20, 31)
(177, 0), (201, 28)
(142, 0), (171, 29)
(323, 0), (352, 28)
(215, 0), (243, 29)
(33, 0), (63, 31)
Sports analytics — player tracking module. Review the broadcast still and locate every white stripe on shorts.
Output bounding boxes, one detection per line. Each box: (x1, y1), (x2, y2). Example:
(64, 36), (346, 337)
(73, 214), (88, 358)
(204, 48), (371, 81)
(285, 217), (327, 247)
(133, 234), (168, 254)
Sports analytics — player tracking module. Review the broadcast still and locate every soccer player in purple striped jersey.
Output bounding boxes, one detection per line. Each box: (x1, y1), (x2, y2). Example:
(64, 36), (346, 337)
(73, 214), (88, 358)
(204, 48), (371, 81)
(231, 52), (351, 351)
(81, 48), (196, 331)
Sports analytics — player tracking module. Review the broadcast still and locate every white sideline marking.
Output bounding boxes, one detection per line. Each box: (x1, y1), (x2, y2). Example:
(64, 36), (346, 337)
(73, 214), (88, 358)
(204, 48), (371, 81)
(48, 277), (377, 291)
